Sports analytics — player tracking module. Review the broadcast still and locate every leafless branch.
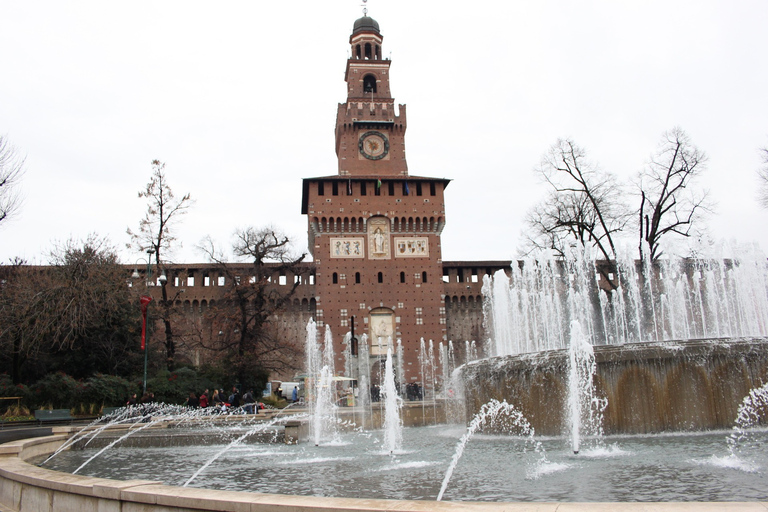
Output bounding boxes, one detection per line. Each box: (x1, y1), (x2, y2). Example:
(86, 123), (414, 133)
(0, 136), (26, 226)
(637, 127), (711, 261)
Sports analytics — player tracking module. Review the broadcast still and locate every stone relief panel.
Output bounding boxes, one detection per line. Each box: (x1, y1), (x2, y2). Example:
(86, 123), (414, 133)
(367, 216), (390, 260)
(394, 237), (429, 257)
(369, 308), (394, 356)
(329, 237), (365, 258)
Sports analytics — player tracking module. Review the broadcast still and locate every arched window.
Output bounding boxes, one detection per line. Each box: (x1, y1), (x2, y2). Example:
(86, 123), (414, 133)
(364, 42), (372, 59)
(363, 74), (377, 93)
(356, 44), (361, 59)
(355, 272), (361, 284)
(377, 272), (383, 284)
(332, 272), (338, 284)
(422, 271), (428, 283)
(400, 271), (405, 283)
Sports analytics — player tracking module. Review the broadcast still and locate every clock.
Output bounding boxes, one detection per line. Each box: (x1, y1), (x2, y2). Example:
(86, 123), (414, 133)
(358, 131), (389, 160)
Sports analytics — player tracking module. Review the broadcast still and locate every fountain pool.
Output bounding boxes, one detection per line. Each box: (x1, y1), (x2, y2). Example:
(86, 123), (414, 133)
(36, 423), (768, 502)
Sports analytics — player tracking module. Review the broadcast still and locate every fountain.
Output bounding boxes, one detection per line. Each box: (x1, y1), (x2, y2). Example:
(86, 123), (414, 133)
(3, 250), (768, 508)
(468, 246), (768, 436)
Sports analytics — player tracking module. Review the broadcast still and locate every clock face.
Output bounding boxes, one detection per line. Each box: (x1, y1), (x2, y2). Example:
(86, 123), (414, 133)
(358, 131), (389, 160)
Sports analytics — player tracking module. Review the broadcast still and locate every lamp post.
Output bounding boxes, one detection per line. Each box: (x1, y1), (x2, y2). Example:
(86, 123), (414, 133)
(134, 249), (155, 395)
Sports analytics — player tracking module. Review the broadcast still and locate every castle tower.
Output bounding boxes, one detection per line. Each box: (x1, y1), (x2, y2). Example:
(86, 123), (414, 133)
(301, 14), (449, 385)
(335, 16), (407, 177)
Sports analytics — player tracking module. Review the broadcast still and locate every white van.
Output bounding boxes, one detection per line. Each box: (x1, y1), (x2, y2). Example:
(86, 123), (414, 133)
(274, 381), (302, 401)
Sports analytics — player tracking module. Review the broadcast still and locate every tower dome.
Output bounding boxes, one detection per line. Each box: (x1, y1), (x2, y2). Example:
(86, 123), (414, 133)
(352, 16), (380, 35)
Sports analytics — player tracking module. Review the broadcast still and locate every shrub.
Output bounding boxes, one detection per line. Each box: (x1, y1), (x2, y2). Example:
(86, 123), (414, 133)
(82, 374), (135, 407)
(1, 403), (32, 420)
(147, 367), (218, 404)
(0, 374), (30, 410)
(30, 372), (81, 409)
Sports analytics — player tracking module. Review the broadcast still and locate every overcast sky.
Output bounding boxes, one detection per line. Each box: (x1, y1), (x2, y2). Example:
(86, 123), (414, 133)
(1, 1), (766, 265)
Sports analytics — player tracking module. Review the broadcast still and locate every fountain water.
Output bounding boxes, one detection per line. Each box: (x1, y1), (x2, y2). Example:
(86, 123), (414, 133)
(381, 347), (403, 454)
(483, 245), (768, 356)
(437, 398), (539, 501)
(357, 333), (372, 428)
(566, 320), (606, 454)
(728, 381), (768, 457)
(471, 245), (768, 436)
(310, 324), (339, 445)
(395, 338), (405, 395)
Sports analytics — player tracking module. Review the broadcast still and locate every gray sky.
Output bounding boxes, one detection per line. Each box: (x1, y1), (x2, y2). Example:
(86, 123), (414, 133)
(1, 1), (767, 265)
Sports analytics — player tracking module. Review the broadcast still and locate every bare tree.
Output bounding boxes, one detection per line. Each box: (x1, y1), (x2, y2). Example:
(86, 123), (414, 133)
(127, 160), (192, 370)
(638, 128), (709, 261)
(198, 227), (306, 388)
(523, 139), (629, 261)
(758, 146), (768, 209)
(0, 236), (140, 383)
(0, 136), (26, 226)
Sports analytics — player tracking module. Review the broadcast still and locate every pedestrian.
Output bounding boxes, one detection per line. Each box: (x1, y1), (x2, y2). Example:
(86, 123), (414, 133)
(292, 386), (298, 402)
(242, 389), (255, 414)
(199, 390), (209, 408)
(229, 386), (241, 410)
(185, 392), (199, 408)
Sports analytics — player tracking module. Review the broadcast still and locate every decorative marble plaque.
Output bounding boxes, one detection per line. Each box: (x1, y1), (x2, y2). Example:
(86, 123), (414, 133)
(367, 217), (390, 260)
(330, 237), (365, 258)
(394, 237), (429, 257)
(369, 311), (394, 339)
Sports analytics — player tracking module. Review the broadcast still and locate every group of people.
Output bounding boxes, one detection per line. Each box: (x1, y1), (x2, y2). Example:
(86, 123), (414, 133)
(405, 383), (423, 401)
(126, 392), (156, 405)
(183, 387), (263, 414)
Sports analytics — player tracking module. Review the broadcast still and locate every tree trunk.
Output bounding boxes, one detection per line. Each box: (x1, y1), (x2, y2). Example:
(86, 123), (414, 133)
(161, 281), (175, 371)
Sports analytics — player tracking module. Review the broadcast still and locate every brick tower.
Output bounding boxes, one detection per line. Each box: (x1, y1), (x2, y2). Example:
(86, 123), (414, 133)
(301, 14), (449, 384)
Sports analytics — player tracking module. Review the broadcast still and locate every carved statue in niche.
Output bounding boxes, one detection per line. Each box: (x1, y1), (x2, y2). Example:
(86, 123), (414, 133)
(367, 216), (390, 259)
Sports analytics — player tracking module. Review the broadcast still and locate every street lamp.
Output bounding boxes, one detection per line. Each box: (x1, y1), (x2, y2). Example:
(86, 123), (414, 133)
(139, 249), (155, 394)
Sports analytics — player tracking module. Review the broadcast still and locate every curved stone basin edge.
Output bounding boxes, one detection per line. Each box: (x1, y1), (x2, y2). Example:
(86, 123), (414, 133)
(0, 430), (766, 511)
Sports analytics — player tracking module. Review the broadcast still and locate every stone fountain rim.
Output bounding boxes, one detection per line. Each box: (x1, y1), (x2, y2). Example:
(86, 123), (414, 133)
(460, 336), (768, 370)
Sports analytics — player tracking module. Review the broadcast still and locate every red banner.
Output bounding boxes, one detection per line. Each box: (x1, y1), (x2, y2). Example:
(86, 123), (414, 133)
(140, 295), (153, 350)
